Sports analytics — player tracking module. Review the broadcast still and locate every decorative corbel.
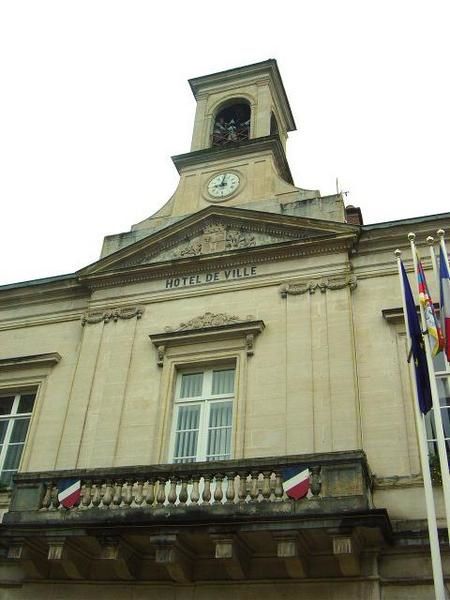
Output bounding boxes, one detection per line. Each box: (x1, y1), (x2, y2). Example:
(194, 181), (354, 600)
(156, 345), (166, 368)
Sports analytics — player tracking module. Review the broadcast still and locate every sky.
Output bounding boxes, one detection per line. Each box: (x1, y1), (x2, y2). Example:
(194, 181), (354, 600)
(1, 0), (449, 286)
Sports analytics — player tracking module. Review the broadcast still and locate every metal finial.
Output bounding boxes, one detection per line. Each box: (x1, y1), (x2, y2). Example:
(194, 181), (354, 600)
(394, 249), (402, 257)
(408, 232), (416, 241)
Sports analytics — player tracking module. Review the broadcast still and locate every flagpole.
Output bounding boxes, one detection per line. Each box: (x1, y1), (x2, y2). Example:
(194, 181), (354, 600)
(438, 229), (450, 370)
(395, 249), (446, 599)
(429, 235), (450, 373)
(438, 230), (450, 272)
(409, 232), (450, 545)
(427, 236), (440, 288)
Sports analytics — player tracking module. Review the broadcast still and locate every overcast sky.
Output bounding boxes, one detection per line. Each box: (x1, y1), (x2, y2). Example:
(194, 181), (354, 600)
(1, 1), (449, 286)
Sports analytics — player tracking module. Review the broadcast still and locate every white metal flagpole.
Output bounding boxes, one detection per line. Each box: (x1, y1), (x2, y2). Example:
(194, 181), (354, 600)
(395, 249), (446, 599)
(409, 232), (450, 546)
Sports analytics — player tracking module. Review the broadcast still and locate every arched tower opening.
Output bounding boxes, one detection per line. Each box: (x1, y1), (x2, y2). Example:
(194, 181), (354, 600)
(270, 112), (279, 136)
(212, 101), (251, 147)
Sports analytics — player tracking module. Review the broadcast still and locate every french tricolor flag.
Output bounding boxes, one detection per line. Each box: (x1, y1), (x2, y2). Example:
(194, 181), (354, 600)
(281, 466), (310, 500)
(57, 478), (81, 508)
(440, 246), (450, 361)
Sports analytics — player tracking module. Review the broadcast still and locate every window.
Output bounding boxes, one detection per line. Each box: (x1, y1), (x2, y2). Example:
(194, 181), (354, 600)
(425, 352), (450, 459)
(0, 392), (36, 487)
(170, 367), (235, 463)
(212, 102), (250, 147)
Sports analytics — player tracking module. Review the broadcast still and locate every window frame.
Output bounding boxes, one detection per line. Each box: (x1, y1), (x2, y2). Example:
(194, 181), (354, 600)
(169, 365), (236, 463)
(0, 390), (37, 487)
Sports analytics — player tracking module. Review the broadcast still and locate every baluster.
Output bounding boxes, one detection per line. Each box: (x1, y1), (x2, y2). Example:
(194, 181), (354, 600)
(102, 480), (113, 508)
(112, 480), (123, 508)
(225, 472), (236, 503)
(168, 478), (177, 505)
(261, 471), (271, 501)
(51, 484), (60, 510)
(145, 479), (155, 506)
(178, 479), (188, 505)
(134, 480), (144, 506)
(41, 482), (53, 510)
(238, 473), (248, 503)
(310, 466), (321, 497)
(214, 474), (224, 504)
(274, 471), (284, 501)
(91, 481), (102, 507)
(81, 481), (92, 508)
(191, 477), (200, 504)
(122, 481), (133, 507)
(202, 476), (211, 504)
(156, 477), (167, 505)
(249, 471), (259, 502)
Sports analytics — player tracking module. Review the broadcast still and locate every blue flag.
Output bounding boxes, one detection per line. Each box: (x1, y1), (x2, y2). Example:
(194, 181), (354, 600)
(401, 260), (432, 414)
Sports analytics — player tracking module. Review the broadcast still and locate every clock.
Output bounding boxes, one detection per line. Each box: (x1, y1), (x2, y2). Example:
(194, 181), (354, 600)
(207, 172), (240, 199)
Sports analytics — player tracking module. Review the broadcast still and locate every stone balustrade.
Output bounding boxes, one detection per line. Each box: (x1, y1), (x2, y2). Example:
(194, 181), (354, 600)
(6, 451), (374, 520)
(39, 465), (322, 511)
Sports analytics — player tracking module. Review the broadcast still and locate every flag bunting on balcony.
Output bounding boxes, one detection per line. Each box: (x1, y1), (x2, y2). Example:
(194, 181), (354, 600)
(58, 478), (81, 508)
(281, 467), (310, 500)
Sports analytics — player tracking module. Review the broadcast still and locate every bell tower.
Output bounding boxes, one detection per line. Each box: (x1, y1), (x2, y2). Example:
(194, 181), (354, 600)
(127, 59), (325, 238)
(188, 59), (296, 152)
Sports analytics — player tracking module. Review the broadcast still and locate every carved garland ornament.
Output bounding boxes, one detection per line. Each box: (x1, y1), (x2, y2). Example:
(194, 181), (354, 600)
(81, 305), (144, 326)
(164, 312), (255, 333)
(279, 275), (357, 298)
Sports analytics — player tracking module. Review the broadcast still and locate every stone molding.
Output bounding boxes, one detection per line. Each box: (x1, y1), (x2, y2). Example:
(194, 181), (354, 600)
(125, 218), (321, 267)
(0, 353), (62, 371)
(81, 305), (144, 326)
(164, 312), (255, 333)
(373, 474), (423, 490)
(150, 313), (264, 366)
(280, 274), (357, 297)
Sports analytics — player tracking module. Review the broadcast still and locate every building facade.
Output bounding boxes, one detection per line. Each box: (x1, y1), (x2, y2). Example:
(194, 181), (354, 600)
(0, 60), (449, 599)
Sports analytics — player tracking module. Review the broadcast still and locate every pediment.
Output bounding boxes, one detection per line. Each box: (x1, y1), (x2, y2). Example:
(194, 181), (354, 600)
(79, 206), (358, 279)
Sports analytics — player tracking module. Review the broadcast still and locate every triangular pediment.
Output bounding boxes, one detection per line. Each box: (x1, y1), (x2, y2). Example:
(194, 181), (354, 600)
(78, 206), (359, 280)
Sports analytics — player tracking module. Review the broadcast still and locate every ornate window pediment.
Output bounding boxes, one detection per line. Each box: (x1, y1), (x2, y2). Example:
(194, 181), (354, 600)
(149, 312), (265, 366)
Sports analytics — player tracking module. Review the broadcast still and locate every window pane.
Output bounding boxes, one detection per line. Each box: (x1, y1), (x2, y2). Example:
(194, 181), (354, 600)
(434, 352), (447, 373)
(0, 397), (14, 415)
(0, 471), (14, 487)
(212, 369), (235, 395)
(207, 401), (232, 460)
(0, 421), (8, 444)
(3, 444), (24, 470)
(180, 373), (203, 398)
(438, 377), (450, 407)
(174, 405), (200, 462)
(10, 419), (30, 443)
(17, 394), (36, 414)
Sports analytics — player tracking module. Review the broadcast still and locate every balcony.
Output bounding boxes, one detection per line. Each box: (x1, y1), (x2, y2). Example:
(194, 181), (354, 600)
(1, 451), (391, 583)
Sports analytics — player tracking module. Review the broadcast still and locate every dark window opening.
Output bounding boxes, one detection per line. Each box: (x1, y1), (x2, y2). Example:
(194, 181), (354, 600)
(270, 113), (279, 136)
(212, 103), (250, 147)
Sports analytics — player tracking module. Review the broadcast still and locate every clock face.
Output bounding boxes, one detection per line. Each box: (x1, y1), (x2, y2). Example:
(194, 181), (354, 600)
(207, 172), (240, 199)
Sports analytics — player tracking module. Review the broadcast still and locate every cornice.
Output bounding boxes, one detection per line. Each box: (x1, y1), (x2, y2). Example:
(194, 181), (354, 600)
(0, 277), (88, 309)
(78, 206), (359, 281)
(171, 136), (294, 184)
(0, 311), (83, 332)
(78, 234), (356, 290)
(150, 314), (265, 366)
(0, 353), (61, 371)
